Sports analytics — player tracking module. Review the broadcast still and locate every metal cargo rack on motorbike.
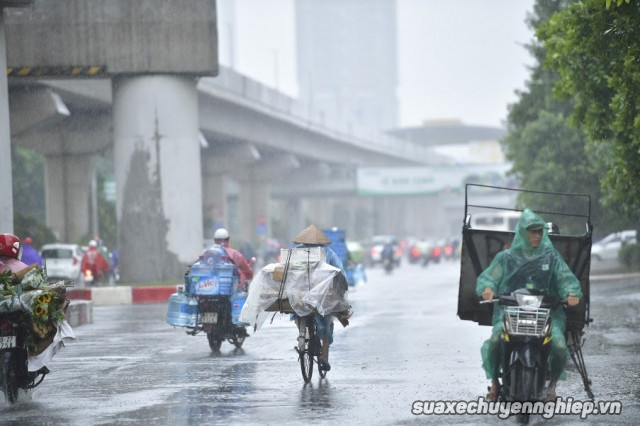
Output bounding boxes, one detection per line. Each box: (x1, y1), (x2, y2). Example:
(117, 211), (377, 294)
(457, 183), (594, 399)
(457, 184), (592, 332)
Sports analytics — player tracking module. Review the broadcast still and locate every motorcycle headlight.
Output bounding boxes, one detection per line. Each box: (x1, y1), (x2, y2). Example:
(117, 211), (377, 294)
(515, 294), (543, 309)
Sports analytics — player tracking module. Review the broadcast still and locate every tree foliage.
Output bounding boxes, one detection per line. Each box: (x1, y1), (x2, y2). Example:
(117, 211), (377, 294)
(502, 0), (630, 235)
(537, 0), (640, 221)
(11, 145), (46, 223)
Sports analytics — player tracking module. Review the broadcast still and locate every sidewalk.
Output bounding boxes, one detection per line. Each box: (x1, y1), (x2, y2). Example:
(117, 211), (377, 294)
(67, 285), (180, 306)
(66, 284), (180, 327)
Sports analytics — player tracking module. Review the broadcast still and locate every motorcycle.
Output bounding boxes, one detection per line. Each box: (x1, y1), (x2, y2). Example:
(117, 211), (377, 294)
(481, 288), (564, 424)
(382, 256), (394, 274)
(166, 245), (249, 351)
(1, 267), (74, 404)
(0, 311), (50, 403)
(82, 266), (108, 286)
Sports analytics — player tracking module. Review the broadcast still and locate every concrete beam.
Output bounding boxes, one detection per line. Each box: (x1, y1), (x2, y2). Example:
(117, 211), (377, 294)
(3, 0), (218, 76)
(244, 153), (301, 182)
(272, 175), (358, 198)
(11, 111), (112, 156)
(201, 141), (261, 176)
(198, 72), (450, 167)
(9, 86), (70, 135)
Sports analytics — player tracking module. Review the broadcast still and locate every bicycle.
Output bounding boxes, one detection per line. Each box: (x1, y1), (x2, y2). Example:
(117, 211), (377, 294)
(295, 314), (328, 383)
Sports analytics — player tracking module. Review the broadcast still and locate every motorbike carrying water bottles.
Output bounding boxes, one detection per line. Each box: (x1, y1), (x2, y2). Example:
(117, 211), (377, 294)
(166, 244), (249, 351)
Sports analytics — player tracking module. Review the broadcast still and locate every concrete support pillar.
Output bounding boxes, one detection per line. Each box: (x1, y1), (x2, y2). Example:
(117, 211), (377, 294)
(113, 75), (202, 282)
(238, 181), (270, 246)
(303, 198), (333, 229)
(44, 154), (95, 242)
(282, 197), (303, 243)
(0, 11), (13, 232)
(202, 174), (227, 239)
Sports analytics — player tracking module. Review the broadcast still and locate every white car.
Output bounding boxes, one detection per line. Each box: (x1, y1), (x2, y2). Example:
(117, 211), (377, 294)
(591, 230), (637, 261)
(41, 243), (84, 282)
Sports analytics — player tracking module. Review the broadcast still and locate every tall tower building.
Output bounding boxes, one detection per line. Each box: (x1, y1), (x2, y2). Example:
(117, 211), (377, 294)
(296, 0), (398, 132)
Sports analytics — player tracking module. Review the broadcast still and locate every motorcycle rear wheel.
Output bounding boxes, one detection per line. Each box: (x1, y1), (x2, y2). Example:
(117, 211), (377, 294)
(207, 332), (223, 352)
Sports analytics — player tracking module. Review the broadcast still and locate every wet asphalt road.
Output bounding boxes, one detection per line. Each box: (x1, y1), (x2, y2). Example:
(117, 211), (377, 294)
(1, 261), (639, 425)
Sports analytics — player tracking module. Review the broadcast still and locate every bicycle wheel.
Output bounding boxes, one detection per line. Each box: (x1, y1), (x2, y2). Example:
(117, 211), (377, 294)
(315, 321), (327, 378)
(299, 318), (313, 383)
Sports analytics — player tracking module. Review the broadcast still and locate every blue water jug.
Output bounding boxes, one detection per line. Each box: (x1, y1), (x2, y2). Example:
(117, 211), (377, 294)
(166, 290), (199, 327)
(230, 291), (248, 326)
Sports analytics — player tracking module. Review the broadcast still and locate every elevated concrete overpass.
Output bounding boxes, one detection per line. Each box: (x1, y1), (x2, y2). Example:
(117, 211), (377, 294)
(1, 0), (445, 282)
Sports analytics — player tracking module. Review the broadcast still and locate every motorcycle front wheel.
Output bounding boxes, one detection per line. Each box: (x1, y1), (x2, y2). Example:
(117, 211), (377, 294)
(514, 364), (537, 425)
(232, 335), (245, 349)
(1, 352), (20, 404)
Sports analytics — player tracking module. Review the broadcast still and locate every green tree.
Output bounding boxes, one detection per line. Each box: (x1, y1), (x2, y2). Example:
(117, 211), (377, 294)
(537, 0), (640, 221)
(11, 145), (46, 223)
(95, 158), (118, 249)
(502, 0), (628, 235)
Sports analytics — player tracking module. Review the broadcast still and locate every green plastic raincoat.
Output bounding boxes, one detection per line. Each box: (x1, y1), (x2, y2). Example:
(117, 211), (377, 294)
(475, 208), (583, 380)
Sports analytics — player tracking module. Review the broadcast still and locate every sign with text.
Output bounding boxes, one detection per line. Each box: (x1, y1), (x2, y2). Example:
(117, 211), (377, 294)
(356, 165), (510, 196)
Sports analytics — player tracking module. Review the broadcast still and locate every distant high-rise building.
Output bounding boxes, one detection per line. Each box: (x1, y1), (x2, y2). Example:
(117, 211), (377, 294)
(296, 0), (398, 132)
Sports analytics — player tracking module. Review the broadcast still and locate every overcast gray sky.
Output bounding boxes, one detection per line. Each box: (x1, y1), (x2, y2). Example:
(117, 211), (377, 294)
(217, 0), (536, 129)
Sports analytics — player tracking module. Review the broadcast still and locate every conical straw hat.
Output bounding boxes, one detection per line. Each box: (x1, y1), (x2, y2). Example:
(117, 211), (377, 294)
(292, 224), (331, 245)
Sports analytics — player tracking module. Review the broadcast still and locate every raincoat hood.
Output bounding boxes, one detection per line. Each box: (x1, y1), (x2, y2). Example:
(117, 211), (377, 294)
(476, 207), (582, 302)
(510, 208), (552, 257)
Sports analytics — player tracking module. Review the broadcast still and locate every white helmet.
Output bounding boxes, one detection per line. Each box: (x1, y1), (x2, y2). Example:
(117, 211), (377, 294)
(89, 240), (98, 248)
(213, 228), (230, 240)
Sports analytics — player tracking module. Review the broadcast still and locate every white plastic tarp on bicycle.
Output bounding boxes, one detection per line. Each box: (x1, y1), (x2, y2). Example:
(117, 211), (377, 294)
(240, 261), (349, 331)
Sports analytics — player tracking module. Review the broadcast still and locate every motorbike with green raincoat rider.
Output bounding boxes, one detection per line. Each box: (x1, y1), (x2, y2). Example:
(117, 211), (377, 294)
(476, 208), (582, 402)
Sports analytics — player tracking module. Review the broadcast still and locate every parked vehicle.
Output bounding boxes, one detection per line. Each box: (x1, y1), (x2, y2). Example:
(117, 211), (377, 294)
(40, 243), (83, 282)
(591, 230), (637, 261)
(166, 245), (248, 351)
(469, 210), (522, 232)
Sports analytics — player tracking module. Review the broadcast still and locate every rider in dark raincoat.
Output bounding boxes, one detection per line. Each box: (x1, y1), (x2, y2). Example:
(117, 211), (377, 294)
(476, 208), (582, 401)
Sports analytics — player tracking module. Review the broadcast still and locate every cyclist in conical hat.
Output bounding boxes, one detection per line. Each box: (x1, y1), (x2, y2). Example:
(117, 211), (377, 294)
(292, 224), (346, 372)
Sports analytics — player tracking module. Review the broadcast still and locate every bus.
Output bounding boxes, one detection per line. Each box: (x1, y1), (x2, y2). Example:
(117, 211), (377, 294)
(469, 211), (521, 232)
